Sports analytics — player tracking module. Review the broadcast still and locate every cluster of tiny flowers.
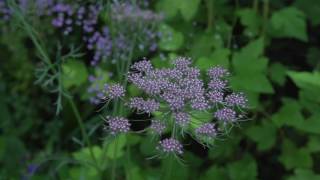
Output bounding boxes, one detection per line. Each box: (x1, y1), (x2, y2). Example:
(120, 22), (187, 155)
(128, 97), (160, 114)
(105, 116), (131, 135)
(103, 83), (125, 100)
(195, 123), (217, 138)
(0, 0), (10, 21)
(87, 75), (107, 105)
(225, 92), (248, 108)
(111, 2), (163, 23)
(214, 107), (237, 123)
(150, 120), (166, 134)
(158, 138), (183, 155)
(174, 112), (190, 127)
(85, 27), (112, 66)
(110, 2), (163, 53)
(50, 3), (74, 35)
(126, 57), (248, 154)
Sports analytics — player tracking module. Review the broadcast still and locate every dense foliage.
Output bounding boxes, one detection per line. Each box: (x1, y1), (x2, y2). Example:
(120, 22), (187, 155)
(1, 0), (320, 179)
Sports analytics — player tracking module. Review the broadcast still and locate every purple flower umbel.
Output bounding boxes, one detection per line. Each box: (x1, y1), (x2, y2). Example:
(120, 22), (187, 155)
(106, 116), (130, 135)
(150, 120), (166, 134)
(196, 123), (217, 138)
(104, 83), (125, 99)
(158, 138), (183, 155)
(214, 108), (237, 122)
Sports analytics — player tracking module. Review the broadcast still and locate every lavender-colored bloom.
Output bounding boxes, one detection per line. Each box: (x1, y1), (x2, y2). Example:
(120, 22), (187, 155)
(104, 83), (125, 99)
(174, 112), (190, 127)
(87, 27), (112, 66)
(50, 3), (74, 35)
(150, 120), (166, 134)
(173, 57), (192, 70)
(208, 78), (227, 91)
(0, 1), (11, 21)
(195, 123), (217, 138)
(158, 138), (183, 154)
(191, 97), (209, 110)
(207, 66), (229, 79)
(206, 91), (224, 104)
(106, 116), (130, 135)
(214, 108), (237, 122)
(128, 97), (160, 113)
(225, 92), (248, 108)
(131, 59), (153, 72)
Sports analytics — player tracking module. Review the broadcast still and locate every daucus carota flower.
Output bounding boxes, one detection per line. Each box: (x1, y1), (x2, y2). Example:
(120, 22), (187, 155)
(158, 138), (183, 155)
(174, 112), (190, 127)
(195, 123), (217, 138)
(207, 66), (230, 79)
(206, 91), (224, 104)
(99, 56), (248, 156)
(103, 83), (125, 99)
(105, 116), (130, 135)
(0, 1), (11, 21)
(150, 120), (166, 134)
(50, 3), (74, 35)
(225, 92), (248, 108)
(128, 97), (160, 114)
(214, 108), (237, 122)
(208, 78), (227, 91)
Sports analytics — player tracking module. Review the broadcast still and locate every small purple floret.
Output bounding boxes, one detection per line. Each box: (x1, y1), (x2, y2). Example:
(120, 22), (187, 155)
(158, 138), (183, 154)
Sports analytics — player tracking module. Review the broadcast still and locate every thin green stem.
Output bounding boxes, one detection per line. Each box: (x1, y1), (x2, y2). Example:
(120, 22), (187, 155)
(163, 156), (174, 180)
(68, 98), (101, 174)
(111, 138), (118, 180)
(262, 0), (269, 37)
(253, 0), (259, 12)
(206, 0), (214, 31)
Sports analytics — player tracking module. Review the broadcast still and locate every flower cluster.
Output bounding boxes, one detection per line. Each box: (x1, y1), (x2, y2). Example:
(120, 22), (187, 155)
(0, 0), (10, 21)
(158, 138), (183, 155)
(125, 57), (248, 154)
(105, 116), (131, 135)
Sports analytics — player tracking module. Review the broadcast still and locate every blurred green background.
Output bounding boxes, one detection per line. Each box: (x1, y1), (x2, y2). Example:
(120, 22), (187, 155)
(1, 0), (320, 179)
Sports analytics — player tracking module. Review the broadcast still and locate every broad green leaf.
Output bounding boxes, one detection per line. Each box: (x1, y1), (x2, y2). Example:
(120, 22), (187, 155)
(271, 99), (304, 127)
(158, 24), (184, 51)
(307, 47), (320, 67)
(306, 136), (320, 153)
(233, 56), (268, 75)
(178, 0), (200, 21)
(201, 166), (228, 180)
(288, 169), (320, 180)
(294, 0), (320, 26)
(196, 48), (230, 71)
(155, 0), (180, 19)
(209, 134), (241, 160)
(227, 154), (257, 180)
(62, 59), (88, 89)
(279, 139), (312, 170)
(106, 135), (127, 159)
(239, 37), (264, 59)
(269, 63), (287, 85)
(246, 121), (277, 151)
(287, 71), (320, 93)
(69, 167), (100, 180)
(191, 33), (217, 58)
(73, 146), (104, 167)
(294, 113), (320, 134)
(230, 74), (274, 93)
(270, 7), (308, 41)
(236, 9), (261, 36)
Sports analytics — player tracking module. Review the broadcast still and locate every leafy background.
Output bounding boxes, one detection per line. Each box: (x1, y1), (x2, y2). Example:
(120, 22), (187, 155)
(1, 0), (320, 179)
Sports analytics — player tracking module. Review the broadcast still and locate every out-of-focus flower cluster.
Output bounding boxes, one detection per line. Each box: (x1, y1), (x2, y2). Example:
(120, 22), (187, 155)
(2, 0), (162, 66)
(0, 0), (11, 21)
(101, 57), (248, 156)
